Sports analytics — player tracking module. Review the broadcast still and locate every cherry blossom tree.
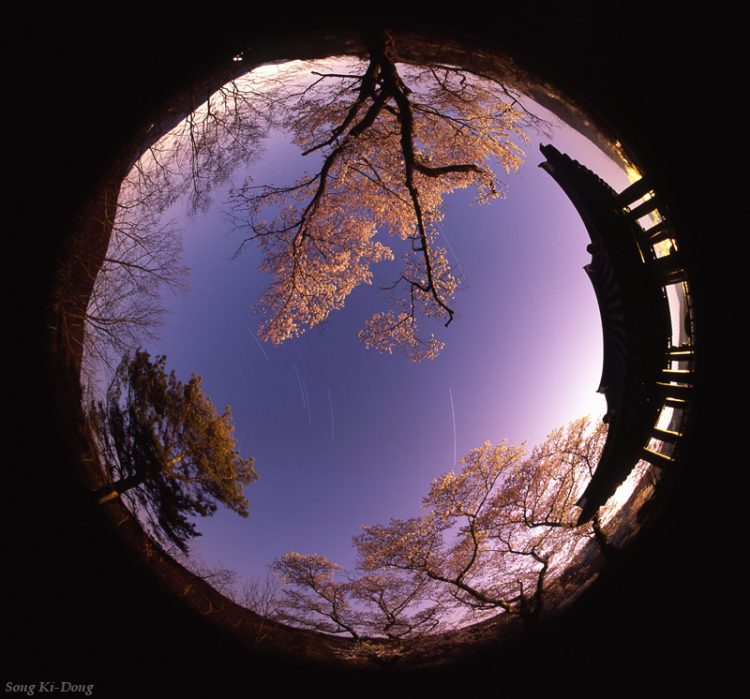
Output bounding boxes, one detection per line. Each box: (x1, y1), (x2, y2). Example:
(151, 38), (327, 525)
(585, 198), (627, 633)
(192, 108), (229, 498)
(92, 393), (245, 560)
(266, 417), (631, 638)
(354, 440), (537, 622)
(348, 570), (443, 640)
(271, 552), (361, 638)
(352, 418), (613, 629)
(231, 30), (538, 361)
(270, 552), (443, 640)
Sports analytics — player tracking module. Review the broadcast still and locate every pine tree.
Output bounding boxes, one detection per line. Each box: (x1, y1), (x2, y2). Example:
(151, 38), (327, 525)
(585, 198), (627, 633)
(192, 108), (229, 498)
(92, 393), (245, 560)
(91, 351), (257, 552)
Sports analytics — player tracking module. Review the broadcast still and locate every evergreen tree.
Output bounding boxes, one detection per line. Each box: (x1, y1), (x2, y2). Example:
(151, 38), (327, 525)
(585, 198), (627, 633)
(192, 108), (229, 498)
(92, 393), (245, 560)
(91, 351), (257, 552)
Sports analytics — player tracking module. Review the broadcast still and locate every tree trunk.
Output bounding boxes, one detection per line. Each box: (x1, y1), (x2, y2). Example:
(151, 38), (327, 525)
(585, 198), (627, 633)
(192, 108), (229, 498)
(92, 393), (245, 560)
(94, 473), (145, 505)
(592, 515), (619, 559)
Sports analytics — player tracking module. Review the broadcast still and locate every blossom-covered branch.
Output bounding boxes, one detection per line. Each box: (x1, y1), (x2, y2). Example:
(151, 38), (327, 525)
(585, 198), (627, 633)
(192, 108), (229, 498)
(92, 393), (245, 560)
(231, 30), (534, 360)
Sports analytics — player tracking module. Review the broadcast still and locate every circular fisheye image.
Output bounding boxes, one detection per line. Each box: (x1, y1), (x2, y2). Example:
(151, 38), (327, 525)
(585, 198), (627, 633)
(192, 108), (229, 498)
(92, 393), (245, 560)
(63, 28), (694, 664)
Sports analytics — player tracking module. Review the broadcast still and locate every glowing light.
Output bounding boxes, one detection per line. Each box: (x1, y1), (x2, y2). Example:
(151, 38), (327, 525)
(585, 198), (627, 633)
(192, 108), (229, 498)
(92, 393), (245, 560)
(625, 164), (642, 183)
(612, 140), (641, 182)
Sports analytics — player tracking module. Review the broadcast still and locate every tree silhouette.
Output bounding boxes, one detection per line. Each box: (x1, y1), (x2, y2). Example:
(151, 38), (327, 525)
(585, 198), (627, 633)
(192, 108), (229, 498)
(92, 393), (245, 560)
(90, 351), (257, 553)
(79, 78), (272, 386)
(81, 210), (188, 382)
(129, 77), (273, 216)
(231, 30), (538, 360)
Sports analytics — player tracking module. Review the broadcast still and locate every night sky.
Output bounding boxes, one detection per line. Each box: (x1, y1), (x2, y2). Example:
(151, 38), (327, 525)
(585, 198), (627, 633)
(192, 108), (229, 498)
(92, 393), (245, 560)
(133, 61), (633, 584)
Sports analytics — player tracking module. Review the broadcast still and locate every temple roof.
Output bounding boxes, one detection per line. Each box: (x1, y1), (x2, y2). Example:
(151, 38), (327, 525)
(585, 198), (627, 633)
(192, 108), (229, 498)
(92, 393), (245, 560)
(538, 144), (674, 523)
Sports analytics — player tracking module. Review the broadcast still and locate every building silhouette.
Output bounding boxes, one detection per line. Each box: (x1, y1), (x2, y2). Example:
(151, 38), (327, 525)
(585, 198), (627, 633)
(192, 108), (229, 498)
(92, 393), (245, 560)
(539, 144), (695, 523)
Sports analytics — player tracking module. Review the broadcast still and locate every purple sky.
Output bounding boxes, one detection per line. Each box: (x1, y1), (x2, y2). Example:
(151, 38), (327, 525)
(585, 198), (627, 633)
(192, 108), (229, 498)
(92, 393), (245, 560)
(139, 66), (632, 582)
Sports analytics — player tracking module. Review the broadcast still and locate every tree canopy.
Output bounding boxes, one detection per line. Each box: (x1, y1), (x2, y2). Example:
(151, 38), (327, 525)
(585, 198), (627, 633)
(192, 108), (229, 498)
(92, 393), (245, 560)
(262, 416), (638, 639)
(231, 31), (542, 360)
(80, 31), (546, 378)
(270, 552), (442, 641)
(91, 351), (257, 553)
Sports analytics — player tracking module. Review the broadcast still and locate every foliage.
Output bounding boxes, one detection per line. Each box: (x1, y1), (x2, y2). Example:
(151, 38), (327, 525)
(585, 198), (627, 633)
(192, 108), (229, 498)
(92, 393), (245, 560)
(81, 31), (545, 381)
(269, 417), (619, 637)
(271, 553), (361, 638)
(271, 552), (442, 640)
(91, 350), (257, 553)
(355, 439), (530, 616)
(231, 31), (539, 360)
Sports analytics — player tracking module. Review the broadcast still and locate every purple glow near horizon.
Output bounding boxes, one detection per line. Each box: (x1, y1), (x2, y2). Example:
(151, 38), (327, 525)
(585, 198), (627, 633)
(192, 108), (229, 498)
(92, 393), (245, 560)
(134, 66), (632, 585)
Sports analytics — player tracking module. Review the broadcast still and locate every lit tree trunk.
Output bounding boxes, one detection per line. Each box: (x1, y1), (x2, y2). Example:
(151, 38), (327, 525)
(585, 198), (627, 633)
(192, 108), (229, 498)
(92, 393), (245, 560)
(94, 473), (146, 505)
(94, 450), (189, 504)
